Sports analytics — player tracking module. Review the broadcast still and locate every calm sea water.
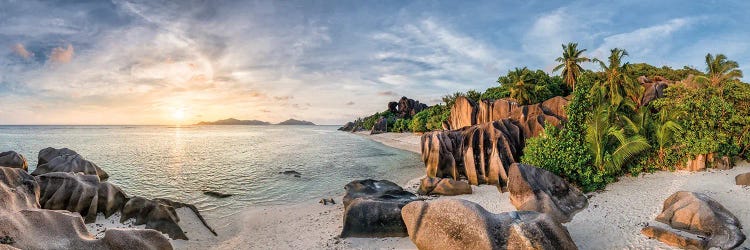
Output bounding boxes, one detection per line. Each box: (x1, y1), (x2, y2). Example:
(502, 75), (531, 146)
(0, 125), (423, 221)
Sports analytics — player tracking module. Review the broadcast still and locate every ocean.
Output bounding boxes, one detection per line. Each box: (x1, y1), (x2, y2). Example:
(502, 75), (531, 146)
(0, 125), (424, 222)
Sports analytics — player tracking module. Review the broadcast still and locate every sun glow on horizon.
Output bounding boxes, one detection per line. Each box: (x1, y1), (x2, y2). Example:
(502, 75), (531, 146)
(172, 108), (186, 121)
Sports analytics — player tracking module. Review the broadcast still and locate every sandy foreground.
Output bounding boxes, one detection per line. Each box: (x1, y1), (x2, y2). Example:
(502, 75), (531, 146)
(92, 132), (750, 249)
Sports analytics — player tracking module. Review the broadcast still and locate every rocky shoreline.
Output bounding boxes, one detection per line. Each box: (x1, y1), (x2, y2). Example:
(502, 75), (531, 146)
(0, 148), (218, 250)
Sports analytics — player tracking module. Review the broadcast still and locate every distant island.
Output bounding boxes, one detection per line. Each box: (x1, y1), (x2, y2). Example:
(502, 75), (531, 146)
(195, 118), (315, 125)
(276, 119), (316, 125)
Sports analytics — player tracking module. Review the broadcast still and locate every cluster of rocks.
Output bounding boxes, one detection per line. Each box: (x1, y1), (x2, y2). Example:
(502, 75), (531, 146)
(340, 162), (589, 249)
(421, 119), (524, 189)
(642, 191), (746, 249)
(0, 148), (217, 250)
(420, 96), (569, 190)
(388, 96), (429, 119)
(679, 153), (734, 172)
(444, 96), (568, 136)
(338, 96), (429, 133)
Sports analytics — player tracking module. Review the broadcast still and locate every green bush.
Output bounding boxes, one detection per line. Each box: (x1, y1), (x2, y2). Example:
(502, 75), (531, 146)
(521, 79), (611, 192)
(390, 118), (411, 132)
(410, 105), (450, 132)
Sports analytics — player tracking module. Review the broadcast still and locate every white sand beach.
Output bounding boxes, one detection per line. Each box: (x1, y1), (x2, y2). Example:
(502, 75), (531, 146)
(168, 132), (750, 249)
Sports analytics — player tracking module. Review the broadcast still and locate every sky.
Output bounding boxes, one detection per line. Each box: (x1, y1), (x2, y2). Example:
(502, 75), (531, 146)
(1, 0), (750, 125)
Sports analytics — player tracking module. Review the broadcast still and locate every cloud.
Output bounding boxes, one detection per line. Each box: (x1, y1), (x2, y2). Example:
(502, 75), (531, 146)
(12, 43), (33, 59)
(377, 91), (397, 96)
(273, 95), (293, 101)
(48, 44), (74, 63)
(591, 18), (693, 60)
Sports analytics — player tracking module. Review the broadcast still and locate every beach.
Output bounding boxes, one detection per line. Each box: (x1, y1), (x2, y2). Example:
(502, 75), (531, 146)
(184, 132), (750, 249)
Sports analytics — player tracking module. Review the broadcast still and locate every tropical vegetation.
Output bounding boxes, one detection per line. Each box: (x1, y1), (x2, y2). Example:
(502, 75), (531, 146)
(348, 42), (750, 192)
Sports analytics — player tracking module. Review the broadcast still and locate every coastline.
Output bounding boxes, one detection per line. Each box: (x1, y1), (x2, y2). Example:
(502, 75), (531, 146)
(180, 132), (750, 249)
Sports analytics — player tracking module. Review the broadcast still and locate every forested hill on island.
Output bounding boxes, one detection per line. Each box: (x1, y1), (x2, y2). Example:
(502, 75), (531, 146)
(195, 118), (315, 125)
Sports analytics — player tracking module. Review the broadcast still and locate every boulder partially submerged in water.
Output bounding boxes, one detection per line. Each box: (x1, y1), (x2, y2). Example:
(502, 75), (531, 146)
(36, 147), (78, 167)
(401, 199), (578, 250)
(0, 166), (172, 249)
(32, 148), (109, 181)
(508, 163), (588, 223)
(340, 179), (417, 238)
(642, 191), (746, 249)
(0, 151), (27, 171)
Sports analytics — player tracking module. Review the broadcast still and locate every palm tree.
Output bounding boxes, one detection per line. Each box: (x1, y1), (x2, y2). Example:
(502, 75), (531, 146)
(698, 53), (743, 87)
(553, 42), (590, 90)
(586, 106), (651, 174)
(592, 48), (640, 106)
(507, 67), (537, 105)
(653, 110), (683, 163)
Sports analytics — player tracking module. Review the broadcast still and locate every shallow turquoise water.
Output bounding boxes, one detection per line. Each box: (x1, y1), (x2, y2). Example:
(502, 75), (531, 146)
(0, 125), (423, 221)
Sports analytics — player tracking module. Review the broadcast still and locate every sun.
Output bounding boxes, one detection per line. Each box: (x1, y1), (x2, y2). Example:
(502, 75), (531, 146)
(172, 109), (186, 120)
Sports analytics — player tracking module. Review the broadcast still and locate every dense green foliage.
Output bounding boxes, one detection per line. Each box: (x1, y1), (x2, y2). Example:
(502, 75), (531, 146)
(410, 105), (450, 132)
(521, 79), (607, 191)
(498, 67), (569, 104)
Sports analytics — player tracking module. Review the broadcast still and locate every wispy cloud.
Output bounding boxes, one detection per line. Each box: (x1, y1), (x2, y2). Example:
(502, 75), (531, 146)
(11, 43), (33, 59)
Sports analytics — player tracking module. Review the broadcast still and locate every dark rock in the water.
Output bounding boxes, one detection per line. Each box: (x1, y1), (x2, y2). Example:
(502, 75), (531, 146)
(340, 179), (417, 238)
(642, 191), (746, 249)
(151, 198), (218, 237)
(280, 170), (301, 178)
(737, 172), (750, 186)
(121, 196), (188, 240)
(32, 150), (109, 181)
(338, 122), (363, 132)
(203, 191), (232, 198)
(421, 119), (524, 189)
(0, 151), (27, 171)
(36, 147), (78, 167)
(401, 199), (578, 250)
(417, 177), (472, 196)
(508, 163), (588, 223)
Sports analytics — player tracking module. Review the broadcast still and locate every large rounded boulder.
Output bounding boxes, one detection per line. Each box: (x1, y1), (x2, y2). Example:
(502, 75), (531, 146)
(340, 179), (417, 238)
(401, 199), (578, 250)
(508, 163), (588, 223)
(36, 172), (127, 223)
(31, 153), (109, 181)
(642, 191), (745, 249)
(736, 172), (750, 186)
(0, 151), (28, 171)
(36, 147), (79, 167)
